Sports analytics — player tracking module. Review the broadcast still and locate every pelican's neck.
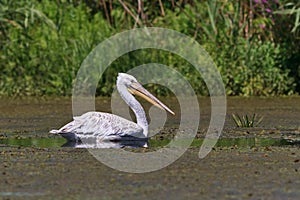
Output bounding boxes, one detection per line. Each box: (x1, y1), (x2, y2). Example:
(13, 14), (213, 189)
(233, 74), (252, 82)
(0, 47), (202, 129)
(117, 82), (148, 137)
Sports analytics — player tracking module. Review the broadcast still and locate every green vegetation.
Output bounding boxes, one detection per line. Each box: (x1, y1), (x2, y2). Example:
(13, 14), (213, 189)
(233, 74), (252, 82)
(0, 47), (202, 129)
(231, 113), (264, 127)
(0, 0), (299, 96)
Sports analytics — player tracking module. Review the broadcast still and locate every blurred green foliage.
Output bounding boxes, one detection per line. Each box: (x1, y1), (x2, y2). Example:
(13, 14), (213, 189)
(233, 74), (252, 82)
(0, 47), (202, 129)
(0, 0), (299, 96)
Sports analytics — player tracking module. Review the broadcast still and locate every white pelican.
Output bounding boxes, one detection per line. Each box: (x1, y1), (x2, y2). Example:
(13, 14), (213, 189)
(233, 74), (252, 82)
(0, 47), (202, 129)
(50, 73), (175, 142)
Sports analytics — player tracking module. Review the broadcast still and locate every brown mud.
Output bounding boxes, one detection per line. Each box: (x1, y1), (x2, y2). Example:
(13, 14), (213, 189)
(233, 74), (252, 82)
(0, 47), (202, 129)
(0, 97), (299, 199)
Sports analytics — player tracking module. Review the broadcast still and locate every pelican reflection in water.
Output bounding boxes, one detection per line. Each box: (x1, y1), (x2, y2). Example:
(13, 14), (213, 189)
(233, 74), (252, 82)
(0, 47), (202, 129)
(50, 73), (175, 146)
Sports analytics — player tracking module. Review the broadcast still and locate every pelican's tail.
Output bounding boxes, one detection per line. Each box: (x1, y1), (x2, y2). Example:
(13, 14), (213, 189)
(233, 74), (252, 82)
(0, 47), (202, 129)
(50, 129), (59, 134)
(49, 129), (79, 142)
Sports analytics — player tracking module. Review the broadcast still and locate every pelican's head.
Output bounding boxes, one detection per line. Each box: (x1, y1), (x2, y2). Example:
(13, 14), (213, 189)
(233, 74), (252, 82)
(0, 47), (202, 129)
(117, 73), (139, 87)
(117, 73), (175, 115)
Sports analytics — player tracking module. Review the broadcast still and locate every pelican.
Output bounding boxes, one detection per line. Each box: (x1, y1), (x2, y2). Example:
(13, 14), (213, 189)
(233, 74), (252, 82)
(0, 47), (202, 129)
(50, 73), (175, 142)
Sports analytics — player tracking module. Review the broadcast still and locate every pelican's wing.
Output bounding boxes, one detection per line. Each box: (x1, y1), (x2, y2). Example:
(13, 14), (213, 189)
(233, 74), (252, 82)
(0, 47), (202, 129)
(50, 112), (143, 141)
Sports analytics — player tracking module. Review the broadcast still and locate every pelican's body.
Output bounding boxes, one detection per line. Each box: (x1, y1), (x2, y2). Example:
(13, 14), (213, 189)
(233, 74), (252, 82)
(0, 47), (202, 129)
(50, 111), (144, 141)
(50, 73), (174, 142)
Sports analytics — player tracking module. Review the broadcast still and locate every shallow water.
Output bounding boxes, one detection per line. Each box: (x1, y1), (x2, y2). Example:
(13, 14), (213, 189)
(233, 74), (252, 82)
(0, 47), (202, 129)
(0, 137), (296, 148)
(0, 96), (300, 199)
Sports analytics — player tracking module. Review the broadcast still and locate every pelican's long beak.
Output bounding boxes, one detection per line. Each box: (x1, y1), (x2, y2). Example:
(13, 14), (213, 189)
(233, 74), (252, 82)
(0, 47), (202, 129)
(128, 82), (175, 115)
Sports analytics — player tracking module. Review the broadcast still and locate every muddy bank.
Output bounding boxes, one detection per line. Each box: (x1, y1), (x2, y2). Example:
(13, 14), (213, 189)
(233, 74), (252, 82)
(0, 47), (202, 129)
(0, 146), (300, 199)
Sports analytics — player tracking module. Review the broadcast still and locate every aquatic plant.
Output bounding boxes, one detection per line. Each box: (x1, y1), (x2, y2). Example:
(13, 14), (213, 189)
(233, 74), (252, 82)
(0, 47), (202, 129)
(231, 113), (264, 127)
